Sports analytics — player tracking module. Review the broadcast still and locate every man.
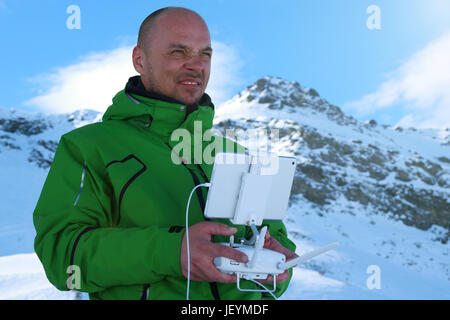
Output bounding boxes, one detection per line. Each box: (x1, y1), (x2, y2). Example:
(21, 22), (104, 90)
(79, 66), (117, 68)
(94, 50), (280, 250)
(33, 7), (297, 300)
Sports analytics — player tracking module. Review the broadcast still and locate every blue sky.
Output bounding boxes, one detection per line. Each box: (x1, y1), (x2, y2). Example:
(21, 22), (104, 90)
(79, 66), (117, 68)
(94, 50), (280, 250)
(0, 0), (449, 128)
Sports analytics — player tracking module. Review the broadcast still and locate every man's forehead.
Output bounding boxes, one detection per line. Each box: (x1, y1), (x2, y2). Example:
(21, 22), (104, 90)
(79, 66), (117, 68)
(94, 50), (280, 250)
(154, 17), (211, 47)
(141, 8), (211, 51)
(156, 9), (208, 31)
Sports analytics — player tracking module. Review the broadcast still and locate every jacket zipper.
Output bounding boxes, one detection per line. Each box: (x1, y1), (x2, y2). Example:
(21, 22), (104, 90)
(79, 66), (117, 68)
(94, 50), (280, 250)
(140, 284), (150, 300)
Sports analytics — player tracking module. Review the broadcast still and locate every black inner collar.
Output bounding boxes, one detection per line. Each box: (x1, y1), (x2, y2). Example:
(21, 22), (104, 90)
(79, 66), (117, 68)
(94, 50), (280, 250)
(125, 75), (213, 109)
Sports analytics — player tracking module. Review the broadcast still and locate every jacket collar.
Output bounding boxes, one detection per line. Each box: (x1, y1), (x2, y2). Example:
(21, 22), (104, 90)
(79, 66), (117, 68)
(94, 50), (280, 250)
(102, 76), (215, 143)
(125, 75), (214, 117)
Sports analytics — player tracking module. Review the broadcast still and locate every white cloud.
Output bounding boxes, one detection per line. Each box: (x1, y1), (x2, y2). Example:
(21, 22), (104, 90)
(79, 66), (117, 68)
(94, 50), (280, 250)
(24, 46), (137, 114)
(208, 41), (246, 106)
(23, 41), (245, 114)
(344, 30), (450, 129)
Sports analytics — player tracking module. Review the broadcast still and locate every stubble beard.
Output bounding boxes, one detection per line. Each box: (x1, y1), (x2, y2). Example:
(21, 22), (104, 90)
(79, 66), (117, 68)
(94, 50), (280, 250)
(144, 70), (203, 106)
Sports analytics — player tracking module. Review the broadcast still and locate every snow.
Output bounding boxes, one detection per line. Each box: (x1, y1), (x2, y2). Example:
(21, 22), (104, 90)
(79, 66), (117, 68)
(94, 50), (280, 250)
(281, 198), (450, 299)
(0, 253), (86, 300)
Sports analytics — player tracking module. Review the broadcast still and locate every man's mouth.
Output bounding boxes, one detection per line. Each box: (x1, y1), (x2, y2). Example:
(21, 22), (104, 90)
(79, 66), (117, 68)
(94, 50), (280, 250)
(178, 78), (202, 88)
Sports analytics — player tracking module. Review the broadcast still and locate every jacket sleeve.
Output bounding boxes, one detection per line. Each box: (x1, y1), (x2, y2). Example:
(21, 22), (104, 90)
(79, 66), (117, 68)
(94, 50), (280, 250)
(33, 134), (184, 293)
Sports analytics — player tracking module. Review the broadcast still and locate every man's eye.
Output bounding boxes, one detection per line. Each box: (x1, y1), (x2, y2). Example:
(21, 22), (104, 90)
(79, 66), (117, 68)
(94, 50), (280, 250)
(202, 52), (212, 58)
(171, 50), (185, 56)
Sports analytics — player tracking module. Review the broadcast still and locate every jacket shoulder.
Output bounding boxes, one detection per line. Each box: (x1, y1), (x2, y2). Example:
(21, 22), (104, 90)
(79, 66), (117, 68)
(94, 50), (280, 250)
(60, 120), (125, 148)
(62, 121), (106, 140)
(56, 121), (120, 159)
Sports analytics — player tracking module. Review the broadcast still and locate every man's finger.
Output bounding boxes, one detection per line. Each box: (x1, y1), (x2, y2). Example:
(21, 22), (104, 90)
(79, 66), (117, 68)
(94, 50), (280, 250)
(199, 258), (237, 283)
(276, 270), (291, 283)
(264, 232), (298, 259)
(212, 243), (249, 263)
(199, 221), (237, 237)
(258, 270), (290, 285)
(209, 268), (237, 283)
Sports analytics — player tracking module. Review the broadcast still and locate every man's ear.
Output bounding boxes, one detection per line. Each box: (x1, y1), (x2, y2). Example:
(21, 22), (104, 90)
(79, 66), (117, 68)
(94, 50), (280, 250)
(132, 46), (145, 74)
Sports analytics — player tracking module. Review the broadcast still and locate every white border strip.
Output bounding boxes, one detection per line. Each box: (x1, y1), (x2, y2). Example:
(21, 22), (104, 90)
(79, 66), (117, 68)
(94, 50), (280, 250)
(74, 160), (86, 207)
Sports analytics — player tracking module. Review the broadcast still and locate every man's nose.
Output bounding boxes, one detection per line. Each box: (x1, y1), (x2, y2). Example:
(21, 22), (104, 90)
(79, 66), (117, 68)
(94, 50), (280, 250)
(184, 55), (205, 73)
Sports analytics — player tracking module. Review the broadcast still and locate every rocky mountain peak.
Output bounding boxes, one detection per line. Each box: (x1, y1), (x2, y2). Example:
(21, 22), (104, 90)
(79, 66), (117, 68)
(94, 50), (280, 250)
(218, 76), (358, 128)
(247, 76), (311, 95)
(244, 75), (318, 108)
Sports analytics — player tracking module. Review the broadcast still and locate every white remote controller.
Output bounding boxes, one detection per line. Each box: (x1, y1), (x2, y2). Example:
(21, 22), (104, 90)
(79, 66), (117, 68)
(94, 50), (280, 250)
(214, 226), (285, 281)
(213, 239), (340, 280)
(214, 245), (286, 279)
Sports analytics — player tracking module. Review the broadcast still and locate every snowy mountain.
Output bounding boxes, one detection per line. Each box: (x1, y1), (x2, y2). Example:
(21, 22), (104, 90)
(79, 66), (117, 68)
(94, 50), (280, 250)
(0, 76), (449, 299)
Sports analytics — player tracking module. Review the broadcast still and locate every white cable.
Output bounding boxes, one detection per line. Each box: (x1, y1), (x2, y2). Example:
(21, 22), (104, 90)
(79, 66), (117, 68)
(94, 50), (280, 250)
(185, 182), (211, 300)
(243, 276), (278, 300)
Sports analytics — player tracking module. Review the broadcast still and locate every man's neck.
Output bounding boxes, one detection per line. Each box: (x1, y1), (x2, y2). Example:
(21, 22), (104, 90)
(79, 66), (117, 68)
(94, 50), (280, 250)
(125, 76), (214, 122)
(126, 76), (186, 105)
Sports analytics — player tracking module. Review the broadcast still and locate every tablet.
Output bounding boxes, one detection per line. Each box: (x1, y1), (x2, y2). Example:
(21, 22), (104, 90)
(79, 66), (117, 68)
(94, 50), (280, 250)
(204, 152), (296, 223)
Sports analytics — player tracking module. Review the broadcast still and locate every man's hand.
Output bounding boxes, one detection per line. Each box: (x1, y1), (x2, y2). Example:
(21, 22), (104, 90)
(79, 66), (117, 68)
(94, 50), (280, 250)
(258, 230), (298, 284)
(180, 221), (249, 283)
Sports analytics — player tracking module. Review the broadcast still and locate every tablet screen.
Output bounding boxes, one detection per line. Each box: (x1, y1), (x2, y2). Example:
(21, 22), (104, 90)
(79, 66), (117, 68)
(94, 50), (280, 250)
(204, 152), (296, 224)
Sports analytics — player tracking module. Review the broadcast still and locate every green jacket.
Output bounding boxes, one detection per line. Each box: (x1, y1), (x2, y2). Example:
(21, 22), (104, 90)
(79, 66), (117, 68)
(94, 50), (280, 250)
(33, 78), (296, 300)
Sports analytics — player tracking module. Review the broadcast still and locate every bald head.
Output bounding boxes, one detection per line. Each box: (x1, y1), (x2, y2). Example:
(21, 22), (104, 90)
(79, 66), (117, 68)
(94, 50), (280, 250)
(137, 7), (207, 53)
(132, 6), (212, 106)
